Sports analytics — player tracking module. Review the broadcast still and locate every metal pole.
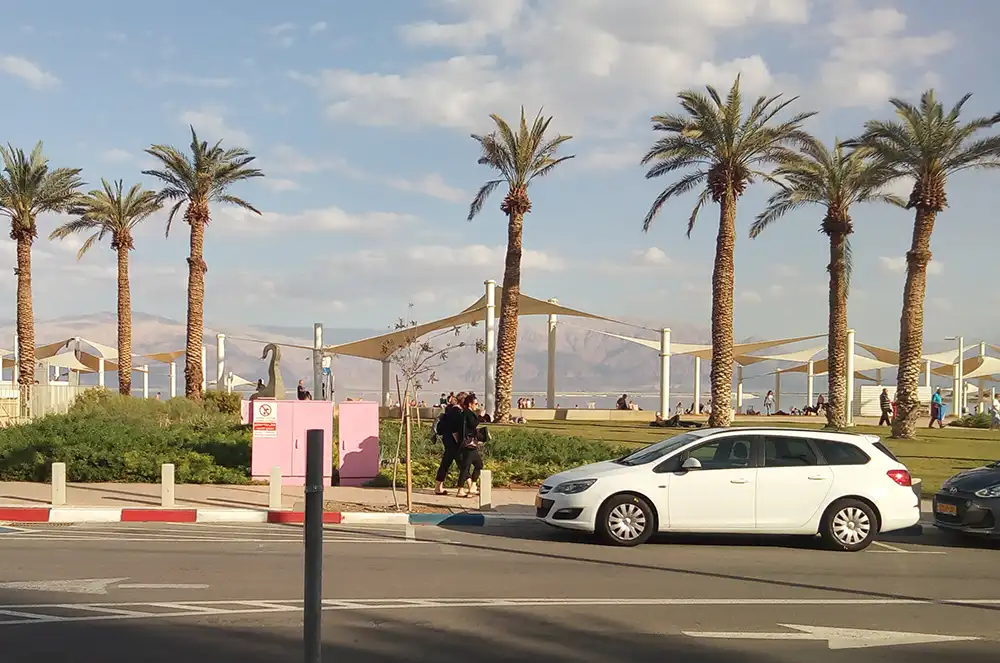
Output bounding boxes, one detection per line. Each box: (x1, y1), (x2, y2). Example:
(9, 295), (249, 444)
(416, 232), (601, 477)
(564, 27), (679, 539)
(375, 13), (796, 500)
(303, 428), (324, 663)
(659, 328), (670, 417)
(484, 280), (496, 418)
(546, 299), (558, 409)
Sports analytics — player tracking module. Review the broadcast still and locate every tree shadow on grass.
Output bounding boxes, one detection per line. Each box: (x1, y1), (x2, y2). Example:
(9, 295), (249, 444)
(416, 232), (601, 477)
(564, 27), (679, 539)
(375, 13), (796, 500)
(2, 598), (994, 663)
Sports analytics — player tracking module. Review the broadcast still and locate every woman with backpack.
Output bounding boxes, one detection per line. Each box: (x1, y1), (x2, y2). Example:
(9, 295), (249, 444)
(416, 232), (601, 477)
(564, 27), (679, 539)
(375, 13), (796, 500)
(457, 392), (485, 498)
(433, 392), (466, 495)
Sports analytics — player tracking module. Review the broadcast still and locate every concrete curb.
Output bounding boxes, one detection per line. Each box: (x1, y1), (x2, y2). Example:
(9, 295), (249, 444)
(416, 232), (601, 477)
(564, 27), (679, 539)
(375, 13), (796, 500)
(0, 506), (536, 526)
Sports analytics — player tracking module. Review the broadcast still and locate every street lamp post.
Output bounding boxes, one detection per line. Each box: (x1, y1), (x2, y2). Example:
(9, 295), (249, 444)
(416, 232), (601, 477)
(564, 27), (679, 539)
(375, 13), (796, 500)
(945, 336), (964, 418)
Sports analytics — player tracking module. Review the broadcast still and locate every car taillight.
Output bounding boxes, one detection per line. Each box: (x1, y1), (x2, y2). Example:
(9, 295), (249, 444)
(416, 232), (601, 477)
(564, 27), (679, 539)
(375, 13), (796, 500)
(887, 469), (912, 487)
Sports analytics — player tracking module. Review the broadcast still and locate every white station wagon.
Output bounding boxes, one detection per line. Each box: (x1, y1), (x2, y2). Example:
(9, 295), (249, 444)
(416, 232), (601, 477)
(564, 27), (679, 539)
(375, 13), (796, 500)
(536, 427), (920, 551)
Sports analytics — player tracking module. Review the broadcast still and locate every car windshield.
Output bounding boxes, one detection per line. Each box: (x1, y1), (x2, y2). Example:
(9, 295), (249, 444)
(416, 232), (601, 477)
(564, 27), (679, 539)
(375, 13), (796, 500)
(616, 429), (714, 466)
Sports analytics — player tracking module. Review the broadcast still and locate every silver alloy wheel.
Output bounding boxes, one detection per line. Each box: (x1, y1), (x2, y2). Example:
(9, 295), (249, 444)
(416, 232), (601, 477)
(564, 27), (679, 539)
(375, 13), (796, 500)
(608, 503), (647, 541)
(831, 506), (872, 546)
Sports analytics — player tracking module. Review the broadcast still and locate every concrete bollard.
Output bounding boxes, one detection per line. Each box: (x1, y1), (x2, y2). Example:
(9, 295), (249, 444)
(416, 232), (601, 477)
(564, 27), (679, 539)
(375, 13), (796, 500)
(161, 463), (175, 508)
(479, 470), (493, 511)
(51, 462), (67, 506)
(269, 466), (282, 510)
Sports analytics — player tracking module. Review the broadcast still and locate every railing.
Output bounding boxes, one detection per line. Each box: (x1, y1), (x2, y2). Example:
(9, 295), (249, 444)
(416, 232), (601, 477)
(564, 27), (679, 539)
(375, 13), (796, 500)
(0, 383), (95, 425)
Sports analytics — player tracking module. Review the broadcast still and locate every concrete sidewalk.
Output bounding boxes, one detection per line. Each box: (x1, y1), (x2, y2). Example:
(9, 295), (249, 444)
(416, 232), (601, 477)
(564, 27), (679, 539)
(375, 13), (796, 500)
(0, 482), (536, 514)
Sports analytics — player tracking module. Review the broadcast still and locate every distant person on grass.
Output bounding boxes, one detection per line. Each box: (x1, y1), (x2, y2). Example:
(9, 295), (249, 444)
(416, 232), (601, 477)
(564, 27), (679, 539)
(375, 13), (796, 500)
(929, 388), (944, 428)
(878, 388), (893, 427)
(434, 392), (465, 495)
(457, 393), (485, 498)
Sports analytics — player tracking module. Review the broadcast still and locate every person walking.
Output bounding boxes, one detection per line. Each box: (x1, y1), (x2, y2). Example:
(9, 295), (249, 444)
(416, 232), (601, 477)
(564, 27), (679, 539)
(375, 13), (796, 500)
(878, 388), (893, 426)
(434, 392), (465, 495)
(457, 393), (485, 498)
(763, 390), (775, 416)
(991, 393), (1000, 430)
(929, 388), (944, 428)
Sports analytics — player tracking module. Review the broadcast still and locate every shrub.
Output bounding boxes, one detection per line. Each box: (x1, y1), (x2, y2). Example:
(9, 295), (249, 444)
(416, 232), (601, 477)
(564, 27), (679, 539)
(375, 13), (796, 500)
(202, 390), (244, 416)
(0, 391), (250, 483)
(951, 412), (992, 429)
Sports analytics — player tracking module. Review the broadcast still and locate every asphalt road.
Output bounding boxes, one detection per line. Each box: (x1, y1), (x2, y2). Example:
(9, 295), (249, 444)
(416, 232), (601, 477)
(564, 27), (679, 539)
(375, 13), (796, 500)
(0, 521), (998, 662)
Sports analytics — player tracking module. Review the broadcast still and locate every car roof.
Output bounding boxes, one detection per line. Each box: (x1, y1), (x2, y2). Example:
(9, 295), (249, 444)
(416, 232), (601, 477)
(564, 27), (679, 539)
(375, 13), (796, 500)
(701, 427), (877, 442)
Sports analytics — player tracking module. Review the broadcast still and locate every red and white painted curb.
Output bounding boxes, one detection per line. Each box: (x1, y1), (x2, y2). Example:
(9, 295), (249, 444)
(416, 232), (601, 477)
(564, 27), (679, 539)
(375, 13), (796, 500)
(0, 506), (532, 526)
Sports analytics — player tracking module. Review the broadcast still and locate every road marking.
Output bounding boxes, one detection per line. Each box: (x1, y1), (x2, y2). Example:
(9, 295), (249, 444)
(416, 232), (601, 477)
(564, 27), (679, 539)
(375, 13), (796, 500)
(117, 584), (209, 590)
(871, 541), (911, 553)
(0, 596), (998, 627)
(0, 578), (127, 595)
(683, 623), (980, 650)
(0, 526), (26, 534)
(1, 535), (419, 544)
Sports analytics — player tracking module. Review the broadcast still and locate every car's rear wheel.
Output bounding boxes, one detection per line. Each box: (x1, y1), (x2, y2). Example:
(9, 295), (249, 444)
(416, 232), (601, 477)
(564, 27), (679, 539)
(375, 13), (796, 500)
(596, 494), (655, 547)
(821, 499), (878, 552)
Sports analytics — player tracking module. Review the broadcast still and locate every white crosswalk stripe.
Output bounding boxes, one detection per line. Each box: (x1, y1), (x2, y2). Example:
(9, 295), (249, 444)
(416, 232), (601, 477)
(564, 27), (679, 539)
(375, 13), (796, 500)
(0, 523), (419, 544)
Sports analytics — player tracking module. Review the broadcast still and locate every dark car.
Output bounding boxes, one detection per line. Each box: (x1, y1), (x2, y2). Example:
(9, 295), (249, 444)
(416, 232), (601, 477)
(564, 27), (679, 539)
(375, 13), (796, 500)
(933, 461), (1000, 537)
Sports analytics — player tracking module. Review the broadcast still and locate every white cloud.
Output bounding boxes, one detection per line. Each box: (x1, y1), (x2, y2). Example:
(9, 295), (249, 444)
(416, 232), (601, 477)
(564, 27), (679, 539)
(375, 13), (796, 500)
(134, 70), (238, 88)
(878, 256), (944, 276)
(215, 205), (417, 236)
(404, 244), (565, 271)
(636, 247), (670, 266)
(262, 178), (301, 193)
(99, 148), (135, 164)
(0, 55), (59, 89)
(309, 22), (328, 34)
(178, 107), (251, 145)
(580, 142), (642, 171)
(817, 7), (954, 107)
(386, 173), (466, 203)
(266, 22), (296, 48)
(739, 290), (763, 304)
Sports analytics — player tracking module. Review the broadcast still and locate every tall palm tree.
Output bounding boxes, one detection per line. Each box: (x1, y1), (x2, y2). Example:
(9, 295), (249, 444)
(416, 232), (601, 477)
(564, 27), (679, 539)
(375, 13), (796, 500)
(750, 139), (905, 428)
(641, 76), (815, 427)
(143, 127), (263, 400)
(49, 180), (162, 396)
(468, 108), (574, 422)
(0, 142), (83, 411)
(848, 91), (1000, 438)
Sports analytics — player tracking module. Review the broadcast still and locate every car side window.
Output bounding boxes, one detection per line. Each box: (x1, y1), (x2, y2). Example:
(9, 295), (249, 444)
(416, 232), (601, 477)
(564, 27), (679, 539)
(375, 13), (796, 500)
(762, 436), (818, 467)
(812, 439), (871, 465)
(685, 437), (754, 470)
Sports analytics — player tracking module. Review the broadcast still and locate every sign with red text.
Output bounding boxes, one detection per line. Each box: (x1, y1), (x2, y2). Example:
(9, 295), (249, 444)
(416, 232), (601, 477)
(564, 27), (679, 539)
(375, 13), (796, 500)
(252, 401), (278, 438)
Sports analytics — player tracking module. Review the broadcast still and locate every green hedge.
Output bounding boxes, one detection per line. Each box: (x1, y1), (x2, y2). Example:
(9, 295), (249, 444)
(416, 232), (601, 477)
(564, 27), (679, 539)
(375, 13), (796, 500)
(0, 391), (634, 487)
(0, 389), (250, 483)
(374, 420), (632, 488)
(951, 412), (993, 429)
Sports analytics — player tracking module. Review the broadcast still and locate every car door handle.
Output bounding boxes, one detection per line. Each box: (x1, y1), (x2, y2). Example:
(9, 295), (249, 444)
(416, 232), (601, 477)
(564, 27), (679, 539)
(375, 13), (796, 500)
(807, 475), (826, 481)
(730, 479), (749, 484)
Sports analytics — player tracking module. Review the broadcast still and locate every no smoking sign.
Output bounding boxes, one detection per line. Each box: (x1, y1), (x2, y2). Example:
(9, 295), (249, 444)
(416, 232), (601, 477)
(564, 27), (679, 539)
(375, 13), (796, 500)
(253, 401), (278, 438)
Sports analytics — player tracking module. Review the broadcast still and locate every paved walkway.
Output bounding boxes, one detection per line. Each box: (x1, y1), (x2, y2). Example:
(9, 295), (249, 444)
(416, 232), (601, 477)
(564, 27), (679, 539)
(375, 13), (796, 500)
(0, 482), (537, 514)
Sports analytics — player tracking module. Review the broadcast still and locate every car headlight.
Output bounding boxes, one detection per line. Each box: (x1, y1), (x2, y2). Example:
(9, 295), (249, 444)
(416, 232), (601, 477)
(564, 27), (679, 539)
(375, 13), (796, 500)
(552, 479), (597, 494)
(974, 484), (1000, 499)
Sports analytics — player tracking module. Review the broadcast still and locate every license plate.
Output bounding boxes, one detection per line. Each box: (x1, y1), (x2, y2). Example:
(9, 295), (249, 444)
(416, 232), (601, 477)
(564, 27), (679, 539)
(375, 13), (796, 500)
(534, 495), (542, 508)
(936, 503), (957, 516)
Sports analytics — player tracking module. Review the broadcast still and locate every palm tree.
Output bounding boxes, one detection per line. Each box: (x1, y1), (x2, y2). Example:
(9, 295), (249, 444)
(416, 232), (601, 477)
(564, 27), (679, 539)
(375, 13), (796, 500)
(468, 108), (574, 422)
(750, 139), (905, 428)
(143, 127), (263, 400)
(0, 142), (83, 411)
(848, 91), (1000, 438)
(641, 76), (815, 427)
(49, 180), (162, 396)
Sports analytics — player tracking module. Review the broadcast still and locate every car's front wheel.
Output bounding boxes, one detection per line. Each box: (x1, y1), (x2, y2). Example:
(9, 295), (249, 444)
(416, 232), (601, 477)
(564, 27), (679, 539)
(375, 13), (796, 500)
(596, 494), (655, 547)
(821, 499), (878, 552)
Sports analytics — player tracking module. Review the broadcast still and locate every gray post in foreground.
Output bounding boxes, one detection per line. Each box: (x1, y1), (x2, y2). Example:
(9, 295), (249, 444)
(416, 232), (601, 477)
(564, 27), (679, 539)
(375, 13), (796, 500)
(51, 462), (66, 506)
(479, 470), (493, 511)
(269, 466), (282, 509)
(161, 464), (175, 508)
(303, 429), (324, 663)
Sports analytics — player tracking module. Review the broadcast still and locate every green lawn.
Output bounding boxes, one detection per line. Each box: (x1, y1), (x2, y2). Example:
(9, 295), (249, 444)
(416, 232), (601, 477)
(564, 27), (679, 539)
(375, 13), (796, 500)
(517, 420), (1000, 497)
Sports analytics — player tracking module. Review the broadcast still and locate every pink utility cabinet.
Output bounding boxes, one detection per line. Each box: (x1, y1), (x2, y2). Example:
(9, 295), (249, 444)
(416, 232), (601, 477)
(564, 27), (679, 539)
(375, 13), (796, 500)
(250, 399), (335, 486)
(338, 400), (380, 486)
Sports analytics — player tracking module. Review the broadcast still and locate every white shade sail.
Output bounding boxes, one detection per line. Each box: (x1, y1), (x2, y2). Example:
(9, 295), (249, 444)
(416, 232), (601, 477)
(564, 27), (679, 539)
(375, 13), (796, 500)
(782, 354), (895, 376)
(144, 350), (186, 363)
(931, 355), (1000, 380)
(40, 353), (94, 373)
(78, 338), (119, 360)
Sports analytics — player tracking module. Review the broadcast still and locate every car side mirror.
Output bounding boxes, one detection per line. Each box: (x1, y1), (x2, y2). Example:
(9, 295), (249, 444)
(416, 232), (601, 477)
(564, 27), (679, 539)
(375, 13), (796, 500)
(681, 457), (702, 471)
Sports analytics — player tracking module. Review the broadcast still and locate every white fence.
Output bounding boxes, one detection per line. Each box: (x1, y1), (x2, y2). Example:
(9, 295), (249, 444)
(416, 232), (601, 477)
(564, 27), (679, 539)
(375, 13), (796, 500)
(856, 385), (933, 417)
(0, 383), (93, 426)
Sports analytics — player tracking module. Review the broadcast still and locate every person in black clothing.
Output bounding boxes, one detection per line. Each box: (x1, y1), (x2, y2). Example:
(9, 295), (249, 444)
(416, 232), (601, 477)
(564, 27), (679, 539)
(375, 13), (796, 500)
(434, 392), (465, 495)
(457, 393), (485, 498)
(616, 394), (629, 410)
(297, 380), (312, 400)
(878, 388), (893, 426)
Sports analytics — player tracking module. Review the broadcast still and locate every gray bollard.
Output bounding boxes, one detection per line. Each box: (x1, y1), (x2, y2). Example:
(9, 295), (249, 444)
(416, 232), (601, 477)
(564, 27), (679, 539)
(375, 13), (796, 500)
(51, 462), (67, 506)
(269, 466), (282, 510)
(161, 463), (175, 508)
(479, 469), (493, 511)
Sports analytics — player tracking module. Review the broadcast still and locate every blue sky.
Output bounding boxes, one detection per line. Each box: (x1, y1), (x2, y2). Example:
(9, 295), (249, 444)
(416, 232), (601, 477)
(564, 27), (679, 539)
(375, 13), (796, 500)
(2, 0), (999, 350)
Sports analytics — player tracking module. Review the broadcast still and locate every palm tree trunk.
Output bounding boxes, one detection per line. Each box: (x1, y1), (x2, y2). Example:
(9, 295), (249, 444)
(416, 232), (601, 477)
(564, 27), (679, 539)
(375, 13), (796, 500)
(825, 232), (848, 429)
(493, 211), (524, 423)
(116, 244), (133, 396)
(184, 202), (209, 400)
(892, 206), (936, 438)
(708, 194), (736, 427)
(15, 236), (34, 415)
